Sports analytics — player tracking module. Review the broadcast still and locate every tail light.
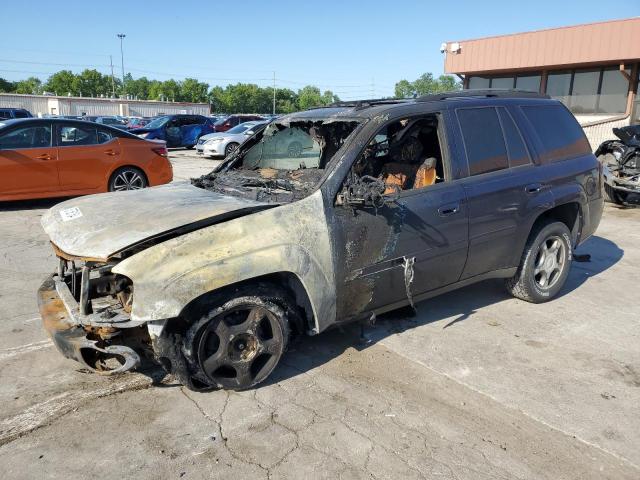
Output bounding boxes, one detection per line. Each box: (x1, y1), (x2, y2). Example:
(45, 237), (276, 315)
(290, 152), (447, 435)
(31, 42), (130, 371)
(152, 146), (168, 157)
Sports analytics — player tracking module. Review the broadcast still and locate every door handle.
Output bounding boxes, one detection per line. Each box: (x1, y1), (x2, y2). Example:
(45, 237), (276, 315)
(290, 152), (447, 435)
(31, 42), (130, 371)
(438, 203), (460, 217)
(525, 183), (544, 194)
(35, 153), (54, 160)
(104, 149), (119, 156)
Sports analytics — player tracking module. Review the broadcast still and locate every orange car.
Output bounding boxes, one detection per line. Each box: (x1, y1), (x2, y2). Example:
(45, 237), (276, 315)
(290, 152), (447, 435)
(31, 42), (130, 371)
(0, 118), (173, 201)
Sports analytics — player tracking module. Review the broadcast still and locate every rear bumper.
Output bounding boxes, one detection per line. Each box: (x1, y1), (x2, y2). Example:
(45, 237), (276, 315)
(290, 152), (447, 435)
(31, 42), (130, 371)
(37, 274), (141, 374)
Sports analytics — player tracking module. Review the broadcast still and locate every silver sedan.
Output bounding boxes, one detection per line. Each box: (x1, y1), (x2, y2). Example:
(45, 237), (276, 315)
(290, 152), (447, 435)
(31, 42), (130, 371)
(196, 121), (265, 158)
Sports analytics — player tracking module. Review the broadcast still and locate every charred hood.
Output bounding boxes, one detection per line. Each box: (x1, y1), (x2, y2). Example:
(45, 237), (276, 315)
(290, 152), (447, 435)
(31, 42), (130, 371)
(41, 183), (274, 260)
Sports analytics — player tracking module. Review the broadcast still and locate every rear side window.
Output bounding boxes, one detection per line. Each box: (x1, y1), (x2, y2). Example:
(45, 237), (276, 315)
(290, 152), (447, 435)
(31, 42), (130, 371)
(97, 129), (114, 144)
(521, 104), (591, 162)
(457, 107), (508, 176)
(497, 108), (531, 167)
(14, 110), (30, 118)
(58, 124), (98, 146)
(0, 125), (51, 149)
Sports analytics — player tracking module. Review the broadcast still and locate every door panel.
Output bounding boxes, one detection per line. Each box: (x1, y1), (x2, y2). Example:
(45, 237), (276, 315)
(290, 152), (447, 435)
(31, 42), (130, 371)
(0, 123), (58, 196)
(55, 124), (119, 191)
(330, 182), (468, 320)
(0, 147), (59, 195)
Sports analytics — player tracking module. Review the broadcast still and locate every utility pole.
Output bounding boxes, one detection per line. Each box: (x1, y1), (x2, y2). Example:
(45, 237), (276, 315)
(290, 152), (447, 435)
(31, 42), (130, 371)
(109, 55), (116, 97)
(117, 33), (126, 95)
(272, 71), (276, 115)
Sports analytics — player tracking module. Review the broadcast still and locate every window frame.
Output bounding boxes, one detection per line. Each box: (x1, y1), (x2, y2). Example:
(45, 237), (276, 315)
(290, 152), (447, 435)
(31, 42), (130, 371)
(495, 106), (533, 169)
(455, 105), (510, 178)
(0, 123), (53, 150)
(55, 122), (100, 148)
(341, 111), (453, 200)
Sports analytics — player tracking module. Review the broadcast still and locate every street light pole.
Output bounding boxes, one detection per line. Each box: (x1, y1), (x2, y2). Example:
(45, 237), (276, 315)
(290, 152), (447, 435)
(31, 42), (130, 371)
(117, 33), (126, 95)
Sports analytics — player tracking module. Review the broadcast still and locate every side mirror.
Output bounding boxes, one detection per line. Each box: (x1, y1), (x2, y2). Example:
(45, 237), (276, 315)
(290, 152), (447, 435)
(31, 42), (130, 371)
(245, 130), (254, 135)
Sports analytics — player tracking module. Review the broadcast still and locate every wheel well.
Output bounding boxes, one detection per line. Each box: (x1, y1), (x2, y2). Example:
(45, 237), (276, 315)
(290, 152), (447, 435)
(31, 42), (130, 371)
(532, 202), (581, 243)
(178, 272), (314, 336)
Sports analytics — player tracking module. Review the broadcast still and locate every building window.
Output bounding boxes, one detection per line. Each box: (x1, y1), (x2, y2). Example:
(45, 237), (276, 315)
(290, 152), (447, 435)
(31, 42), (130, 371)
(468, 76), (490, 89)
(546, 71), (572, 105)
(490, 77), (515, 89)
(599, 67), (629, 114)
(515, 75), (541, 92)
(571, 70), (600, 114)
(467, 73), (541, 92)
(546, 67), (630, 116)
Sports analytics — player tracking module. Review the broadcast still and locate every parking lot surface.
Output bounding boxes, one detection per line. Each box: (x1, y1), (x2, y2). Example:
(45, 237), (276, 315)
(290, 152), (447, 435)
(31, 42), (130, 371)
(0, 150), (639, 479)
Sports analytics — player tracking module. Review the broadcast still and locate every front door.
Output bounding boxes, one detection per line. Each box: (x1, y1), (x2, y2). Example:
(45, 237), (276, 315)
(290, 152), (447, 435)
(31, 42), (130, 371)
(329, 112), (469, 321)
(0, 123), (58, 196)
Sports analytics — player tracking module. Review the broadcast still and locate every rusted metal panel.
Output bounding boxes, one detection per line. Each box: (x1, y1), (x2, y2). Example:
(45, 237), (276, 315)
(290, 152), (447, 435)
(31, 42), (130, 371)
(444, 18), (640, 74)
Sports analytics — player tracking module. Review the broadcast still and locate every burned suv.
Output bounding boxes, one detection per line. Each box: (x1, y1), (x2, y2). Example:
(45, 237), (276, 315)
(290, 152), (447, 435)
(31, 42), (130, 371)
(38, 90), (603, 391)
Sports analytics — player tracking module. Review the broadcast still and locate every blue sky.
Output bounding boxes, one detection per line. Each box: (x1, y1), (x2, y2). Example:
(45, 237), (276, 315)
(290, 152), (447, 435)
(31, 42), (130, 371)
(1, 0), (638, 99)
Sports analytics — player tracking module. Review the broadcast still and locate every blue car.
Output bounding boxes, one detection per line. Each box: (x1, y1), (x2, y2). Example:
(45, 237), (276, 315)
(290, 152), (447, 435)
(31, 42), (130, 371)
(130, 114), (215, 148)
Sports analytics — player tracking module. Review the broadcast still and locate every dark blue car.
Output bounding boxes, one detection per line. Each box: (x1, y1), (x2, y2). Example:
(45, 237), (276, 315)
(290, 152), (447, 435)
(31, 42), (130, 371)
(130, 114), (214, 148)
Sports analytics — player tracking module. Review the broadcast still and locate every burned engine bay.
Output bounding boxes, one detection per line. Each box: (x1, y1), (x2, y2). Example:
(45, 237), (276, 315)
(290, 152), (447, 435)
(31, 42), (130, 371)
(192, 119), (360, 202)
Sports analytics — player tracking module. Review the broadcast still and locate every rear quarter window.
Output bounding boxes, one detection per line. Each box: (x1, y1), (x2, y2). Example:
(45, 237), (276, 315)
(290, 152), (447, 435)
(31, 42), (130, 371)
(520, 104), (591, 162)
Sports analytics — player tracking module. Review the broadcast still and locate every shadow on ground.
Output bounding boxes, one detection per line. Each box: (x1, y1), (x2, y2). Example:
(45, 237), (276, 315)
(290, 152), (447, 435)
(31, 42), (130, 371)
(263, 234), (623, 388)
(0, 198), (71, 212)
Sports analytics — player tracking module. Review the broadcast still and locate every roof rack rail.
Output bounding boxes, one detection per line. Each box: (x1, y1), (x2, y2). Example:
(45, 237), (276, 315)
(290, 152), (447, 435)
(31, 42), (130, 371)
(318, 98), (410, 110)
(415, 89), (550, 102)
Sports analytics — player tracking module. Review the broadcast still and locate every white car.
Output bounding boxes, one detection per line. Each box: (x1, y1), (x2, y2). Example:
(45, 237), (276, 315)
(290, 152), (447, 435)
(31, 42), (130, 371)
(196, 121), (266, 158)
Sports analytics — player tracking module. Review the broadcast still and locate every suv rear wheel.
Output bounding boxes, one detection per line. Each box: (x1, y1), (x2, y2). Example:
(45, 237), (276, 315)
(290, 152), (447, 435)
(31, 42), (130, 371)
(506, 221), (572, 303)
(182, 287), (293, 390)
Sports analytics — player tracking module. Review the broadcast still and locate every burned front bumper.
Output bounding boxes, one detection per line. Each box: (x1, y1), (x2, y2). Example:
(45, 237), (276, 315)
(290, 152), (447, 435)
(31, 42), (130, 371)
(37, 274), (142, 375)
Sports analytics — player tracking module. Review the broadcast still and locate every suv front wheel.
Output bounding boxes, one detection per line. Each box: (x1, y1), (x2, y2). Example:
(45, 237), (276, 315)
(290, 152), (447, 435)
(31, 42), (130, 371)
(506, 221), (572, 303)
(182, 287), (292, 390)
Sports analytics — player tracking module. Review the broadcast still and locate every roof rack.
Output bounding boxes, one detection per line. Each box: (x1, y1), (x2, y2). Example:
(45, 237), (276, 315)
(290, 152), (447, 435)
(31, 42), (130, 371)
(416, 89), (549, 102)
(316, 98), (410, 110)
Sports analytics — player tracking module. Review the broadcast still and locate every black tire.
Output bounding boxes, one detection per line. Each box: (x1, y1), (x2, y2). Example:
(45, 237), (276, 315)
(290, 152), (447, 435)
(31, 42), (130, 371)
(224, 142), (239, 157)
(505, 221), (572, 303)
(108, 166), (148, 192)
(604, 183), (627, 205)
(182, 285), (294, 390)
(287, 141), (303, 158)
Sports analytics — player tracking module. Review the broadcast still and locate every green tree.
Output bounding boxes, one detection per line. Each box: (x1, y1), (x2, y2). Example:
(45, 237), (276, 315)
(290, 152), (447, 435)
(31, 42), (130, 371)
(126, 75), (150, 99)
(180, 78), (209, 103)
(45, 70), (77, 96)
(14, 77), (43, 95)
(394, 73), (460, 98)
(297, 86), (323, 110)
(0, 78), (15, 93)
(73, 69), (111, 97)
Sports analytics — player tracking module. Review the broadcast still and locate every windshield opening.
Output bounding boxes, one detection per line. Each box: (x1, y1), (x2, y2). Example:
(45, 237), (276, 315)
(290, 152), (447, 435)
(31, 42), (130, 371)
(192, 117), (360, 203)
(144, 116), (170, 129)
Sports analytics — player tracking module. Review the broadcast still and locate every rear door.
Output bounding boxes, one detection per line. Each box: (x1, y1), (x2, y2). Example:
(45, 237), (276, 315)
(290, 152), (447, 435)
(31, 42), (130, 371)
(0, 122), (59, 196)
(55, 122), (120, 191)
(180, 115), (203, 146)
(453, 105), (544, 279)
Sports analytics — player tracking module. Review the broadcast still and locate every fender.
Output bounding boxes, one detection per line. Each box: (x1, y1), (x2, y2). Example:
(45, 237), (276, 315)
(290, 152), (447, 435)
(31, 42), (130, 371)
(112, 191), (335, 334)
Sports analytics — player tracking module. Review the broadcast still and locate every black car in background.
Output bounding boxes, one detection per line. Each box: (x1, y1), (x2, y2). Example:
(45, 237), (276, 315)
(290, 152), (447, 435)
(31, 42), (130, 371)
(0, 108), (33, 120)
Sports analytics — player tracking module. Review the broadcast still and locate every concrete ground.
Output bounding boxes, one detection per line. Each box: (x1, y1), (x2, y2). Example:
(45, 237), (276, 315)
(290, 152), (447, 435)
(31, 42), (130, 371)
(0, 149), (638, 479)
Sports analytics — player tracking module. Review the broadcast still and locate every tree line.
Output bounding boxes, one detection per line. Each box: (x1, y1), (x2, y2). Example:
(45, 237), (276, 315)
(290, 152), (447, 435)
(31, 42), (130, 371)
(0, 70), (459, 113)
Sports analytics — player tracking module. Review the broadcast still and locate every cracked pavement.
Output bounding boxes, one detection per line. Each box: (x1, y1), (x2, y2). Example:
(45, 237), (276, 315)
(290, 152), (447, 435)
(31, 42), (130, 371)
(0, 151), (639, 479)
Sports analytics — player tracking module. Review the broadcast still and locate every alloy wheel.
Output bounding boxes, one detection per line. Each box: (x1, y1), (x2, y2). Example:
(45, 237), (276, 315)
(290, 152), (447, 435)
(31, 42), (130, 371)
(112, 169), (146, 191)
(196, 305), (285, 389)
(533, 235), (566, 289)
